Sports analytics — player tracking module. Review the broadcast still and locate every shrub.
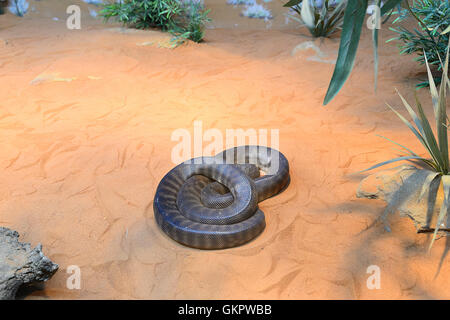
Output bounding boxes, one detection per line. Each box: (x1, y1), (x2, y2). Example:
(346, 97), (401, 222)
(170, 1), (211, 43)
(284, 0), (347, 38)
(100, 0), (210, 42)
(389, 0), (450, 87)
(241, 3), (272, 19)
(100, 0), (182, 30)
(363, 39), (450, 251)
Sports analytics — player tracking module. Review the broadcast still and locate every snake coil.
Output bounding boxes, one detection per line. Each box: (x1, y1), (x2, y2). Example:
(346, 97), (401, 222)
(153, 145), (290, 249)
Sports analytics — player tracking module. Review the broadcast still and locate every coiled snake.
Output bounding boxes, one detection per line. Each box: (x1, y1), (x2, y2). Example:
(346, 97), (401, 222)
(153, 146), (290, 249)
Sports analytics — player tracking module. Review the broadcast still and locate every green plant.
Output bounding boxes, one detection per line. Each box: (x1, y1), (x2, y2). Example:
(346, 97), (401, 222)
(319, 0), (450, 104)
(100, 0), (210, 42)
(100, 0), (182, 30)
(322, 0), (397, 104)
(170, 1), (211, 43)
(284, 0), (347, 38)
(388, 0), (450, 88)
(363, 40), (450, 251)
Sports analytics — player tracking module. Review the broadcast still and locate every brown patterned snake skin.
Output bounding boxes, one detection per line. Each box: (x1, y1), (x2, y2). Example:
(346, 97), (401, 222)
(153, 146), (290, 249)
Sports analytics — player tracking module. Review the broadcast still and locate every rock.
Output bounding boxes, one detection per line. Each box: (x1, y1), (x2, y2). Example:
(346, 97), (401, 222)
(291, 40), (337, 64)
(30, 72), (77, 85)
(357, 165), (449, 234)
(0, 227), (58, 300)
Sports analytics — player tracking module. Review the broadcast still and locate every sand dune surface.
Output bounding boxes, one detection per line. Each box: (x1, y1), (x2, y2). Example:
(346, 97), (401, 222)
(0, 0), (449, 299)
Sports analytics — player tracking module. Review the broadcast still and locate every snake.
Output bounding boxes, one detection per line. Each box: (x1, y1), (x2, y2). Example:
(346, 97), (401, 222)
(153, 145), (290, 249)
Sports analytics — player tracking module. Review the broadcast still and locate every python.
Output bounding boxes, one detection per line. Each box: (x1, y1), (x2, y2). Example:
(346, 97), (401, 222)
(153, 145), (290, 249)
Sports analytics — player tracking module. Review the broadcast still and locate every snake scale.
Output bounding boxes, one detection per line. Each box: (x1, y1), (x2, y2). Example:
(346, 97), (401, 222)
(153, 145), (290, 249)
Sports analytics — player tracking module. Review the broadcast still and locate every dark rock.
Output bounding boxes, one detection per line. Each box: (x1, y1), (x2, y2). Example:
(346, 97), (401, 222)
(0, 227), (58, 300)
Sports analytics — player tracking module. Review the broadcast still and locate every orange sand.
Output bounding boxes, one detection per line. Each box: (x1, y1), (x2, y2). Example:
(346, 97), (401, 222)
(1, 0), (449, 299)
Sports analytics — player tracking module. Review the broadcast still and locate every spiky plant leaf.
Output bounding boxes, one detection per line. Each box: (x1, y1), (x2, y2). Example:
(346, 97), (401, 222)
(301, 0), (315, 29)
(323, 0), (368, 105)
(424, 53), (440, 115)
(436, 42), (450, 172)
(376, 134), (418, 156)
(418, 171), (441, 202)
(443, 25), (450, 35)
(429, 175), (450, 252)
(327, 0), (347, 24)
(396, 89), (426, 136)
(380, 0), (404, 15)
(358, 155), (426, 173)
(283, 0), (301, 7)
(413, 94), (445, 170)
(385, 103), (437, 160)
